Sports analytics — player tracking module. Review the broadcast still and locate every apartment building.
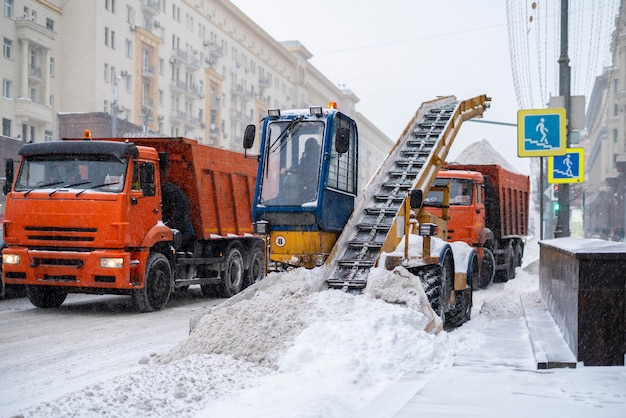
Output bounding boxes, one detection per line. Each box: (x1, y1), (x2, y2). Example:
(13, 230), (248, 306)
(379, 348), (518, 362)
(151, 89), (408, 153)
(0, 0), (394, 193)
(583, 0), (626, 239)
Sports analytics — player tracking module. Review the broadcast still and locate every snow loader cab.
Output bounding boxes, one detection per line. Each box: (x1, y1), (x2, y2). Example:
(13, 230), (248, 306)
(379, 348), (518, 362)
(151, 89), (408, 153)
(246, 104), (358, 269)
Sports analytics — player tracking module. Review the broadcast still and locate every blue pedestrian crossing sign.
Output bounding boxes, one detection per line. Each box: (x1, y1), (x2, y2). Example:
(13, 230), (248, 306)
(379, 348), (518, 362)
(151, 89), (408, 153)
(517, 108), (567, 157)
(548, 148), (584, 184)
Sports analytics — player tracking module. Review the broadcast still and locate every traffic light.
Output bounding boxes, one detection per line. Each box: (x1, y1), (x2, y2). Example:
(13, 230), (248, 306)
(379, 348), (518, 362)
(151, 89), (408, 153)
(553, 200), (560, 215)
(551, 184), (559, 201)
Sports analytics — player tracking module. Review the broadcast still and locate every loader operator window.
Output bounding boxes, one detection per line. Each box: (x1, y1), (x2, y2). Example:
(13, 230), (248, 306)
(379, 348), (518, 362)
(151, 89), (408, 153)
(260, 119), (324, 205)
(327, 114), (357, 194)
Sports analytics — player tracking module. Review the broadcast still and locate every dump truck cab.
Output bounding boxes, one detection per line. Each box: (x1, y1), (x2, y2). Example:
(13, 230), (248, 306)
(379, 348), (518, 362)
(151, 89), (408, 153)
(424, 169), (490, 247)
(245, 104), (358, 269)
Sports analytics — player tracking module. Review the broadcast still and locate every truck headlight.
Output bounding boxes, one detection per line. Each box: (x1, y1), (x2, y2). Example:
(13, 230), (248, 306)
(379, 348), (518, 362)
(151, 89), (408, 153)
(100, 257), (124, 268)
(2, 254), (20, 265)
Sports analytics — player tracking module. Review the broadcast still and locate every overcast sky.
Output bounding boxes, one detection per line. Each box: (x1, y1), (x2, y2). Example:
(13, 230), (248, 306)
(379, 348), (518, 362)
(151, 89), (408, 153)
(230, 1), (620, 176)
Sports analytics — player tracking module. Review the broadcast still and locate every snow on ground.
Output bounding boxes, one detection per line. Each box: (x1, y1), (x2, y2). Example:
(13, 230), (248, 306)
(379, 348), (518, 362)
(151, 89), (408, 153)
(10, 240), (626, 417)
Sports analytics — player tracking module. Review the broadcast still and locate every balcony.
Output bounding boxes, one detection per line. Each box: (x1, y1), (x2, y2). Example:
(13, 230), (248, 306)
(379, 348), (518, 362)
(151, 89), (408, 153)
(142, 65), (156, 79)
(172, 48), (188, 64)
(28, 66), (42, 80)
(171, 110), (188, 124)
(206, 43), (224, 60)
(141, 0), (160, 16)
(231, 83), (245, 97)
(170, 79), (187, 95)
(15, 98), (53, 124)
(259, 76), (271, 89)
(15, 17), (55, 49)
(187, 54), (201, 71)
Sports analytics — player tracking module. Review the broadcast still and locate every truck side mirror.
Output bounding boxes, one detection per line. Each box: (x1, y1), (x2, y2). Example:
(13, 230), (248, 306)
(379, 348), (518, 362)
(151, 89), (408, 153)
(3, 159), (14, 195)
(410, 189), (423, 209)
(335, 127), (350, 154)
(243, 124), (256, 149)
(140, 162), (156, 197)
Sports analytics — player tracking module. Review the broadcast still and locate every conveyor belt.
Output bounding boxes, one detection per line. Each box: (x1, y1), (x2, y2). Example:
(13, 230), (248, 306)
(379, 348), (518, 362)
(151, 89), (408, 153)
(326, 95), (490, 290)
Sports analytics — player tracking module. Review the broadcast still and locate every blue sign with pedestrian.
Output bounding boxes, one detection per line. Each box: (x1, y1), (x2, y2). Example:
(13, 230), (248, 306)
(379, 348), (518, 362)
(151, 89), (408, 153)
(548, 148), (584, 184)
(517, 108), (567, 157)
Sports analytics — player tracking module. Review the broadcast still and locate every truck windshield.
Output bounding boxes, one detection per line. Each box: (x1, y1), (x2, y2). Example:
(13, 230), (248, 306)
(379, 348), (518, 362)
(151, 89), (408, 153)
(425, 179), (474, 207)
(14, 156), (129, 194)
(260, 119), (324, 206)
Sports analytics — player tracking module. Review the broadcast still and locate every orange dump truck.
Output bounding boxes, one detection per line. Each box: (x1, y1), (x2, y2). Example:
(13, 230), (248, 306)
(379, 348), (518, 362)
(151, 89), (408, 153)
(2, 135), (264, 311)
(424, 163), (530, 289)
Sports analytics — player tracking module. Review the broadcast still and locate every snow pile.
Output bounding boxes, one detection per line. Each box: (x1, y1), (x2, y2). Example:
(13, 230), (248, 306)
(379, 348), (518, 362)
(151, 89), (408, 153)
(161, 268), (323, 367)
(17, 265), (446, 417)
(450, 138), (519, 172)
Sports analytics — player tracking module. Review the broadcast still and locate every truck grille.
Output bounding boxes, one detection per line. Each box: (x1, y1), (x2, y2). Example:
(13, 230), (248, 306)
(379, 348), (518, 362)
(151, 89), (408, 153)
(25, 226), (97, 242)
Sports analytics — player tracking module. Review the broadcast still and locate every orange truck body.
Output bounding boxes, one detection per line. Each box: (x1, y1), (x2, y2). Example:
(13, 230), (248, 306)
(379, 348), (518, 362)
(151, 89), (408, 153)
(2, 136), (263, 311)
(425, 163), (530, 284)
(440, 164), (530, 243)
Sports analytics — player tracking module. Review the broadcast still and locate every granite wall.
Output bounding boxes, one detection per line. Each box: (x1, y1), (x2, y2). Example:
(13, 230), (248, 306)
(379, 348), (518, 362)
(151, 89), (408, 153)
(539, 238), (626, 366)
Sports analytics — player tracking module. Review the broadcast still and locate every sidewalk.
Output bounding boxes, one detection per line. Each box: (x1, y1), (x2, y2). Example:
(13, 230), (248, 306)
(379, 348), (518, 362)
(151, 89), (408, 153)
(360, 296), (622, 418)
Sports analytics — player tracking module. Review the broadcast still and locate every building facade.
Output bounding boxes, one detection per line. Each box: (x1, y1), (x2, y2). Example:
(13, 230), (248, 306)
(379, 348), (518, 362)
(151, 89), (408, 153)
(584, 0), (626, 239)
(0, 0), (394, 195)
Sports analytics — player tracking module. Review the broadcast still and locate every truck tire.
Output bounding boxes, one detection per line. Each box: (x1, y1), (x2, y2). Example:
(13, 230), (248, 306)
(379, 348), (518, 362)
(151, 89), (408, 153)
(245, 243), (265, 287)
(26, 285), (67, 308)
(132, 252), (172, 312)
(476, 248), (495, 289)
(514, 241), (523, 267)
(219, 244), (244, 298)
(495, 243), (515, 282)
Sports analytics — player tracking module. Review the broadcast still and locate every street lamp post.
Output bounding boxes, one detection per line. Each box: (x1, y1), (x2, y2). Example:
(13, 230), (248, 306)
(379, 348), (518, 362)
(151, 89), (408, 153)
(555, 0), (571, 237)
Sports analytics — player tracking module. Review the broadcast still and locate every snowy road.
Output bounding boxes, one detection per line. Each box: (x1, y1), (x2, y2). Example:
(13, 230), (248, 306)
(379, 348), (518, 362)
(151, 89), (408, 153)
(1, 241), (626, 417)
(0, 289), (224, 416)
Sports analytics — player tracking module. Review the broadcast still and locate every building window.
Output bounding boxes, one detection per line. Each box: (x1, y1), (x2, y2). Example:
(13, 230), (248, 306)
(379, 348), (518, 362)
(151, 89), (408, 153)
(159, 58), (164, 75)
(158, 89), (164, 106)
(104, 27), (109, 46)
(46, 18), (54, 31)
(104, 100), (109, 113)
(125, 75), (132, 91)
(110, 30), (115, 49)
(2, 118), (11, 137)
(4, 0), (12, 18)
(45, 130), (52, 142)
(125, 39), (132, 58)
(104, 63), (109, 82)
(3, 37), (11, 58)
(49, 57), (55, 77)
(2, 79), (11, 99)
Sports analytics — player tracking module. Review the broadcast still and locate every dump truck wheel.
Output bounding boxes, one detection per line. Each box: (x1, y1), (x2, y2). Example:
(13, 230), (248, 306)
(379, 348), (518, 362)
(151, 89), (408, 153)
(219, 244), (244, 298)
(476, 248), (495, 289)
(513, 241), (523, 267)
(245, 244), (265, 287)
(132, 252), (172, 313)
(496, 243), (515, 283)
(26, 286), (67, 308)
